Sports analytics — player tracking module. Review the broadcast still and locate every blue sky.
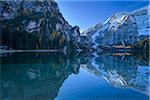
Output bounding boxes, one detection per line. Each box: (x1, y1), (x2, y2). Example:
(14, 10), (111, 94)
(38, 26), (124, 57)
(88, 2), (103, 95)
(56, 0), (149, 31)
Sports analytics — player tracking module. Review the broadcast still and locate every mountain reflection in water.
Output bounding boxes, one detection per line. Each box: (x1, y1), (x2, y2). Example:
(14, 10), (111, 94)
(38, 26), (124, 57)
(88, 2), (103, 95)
(0, 52), (149, 100)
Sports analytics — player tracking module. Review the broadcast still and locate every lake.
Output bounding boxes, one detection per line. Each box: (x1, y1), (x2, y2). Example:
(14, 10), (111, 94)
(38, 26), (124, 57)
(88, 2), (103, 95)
(0, 52), (149, 100)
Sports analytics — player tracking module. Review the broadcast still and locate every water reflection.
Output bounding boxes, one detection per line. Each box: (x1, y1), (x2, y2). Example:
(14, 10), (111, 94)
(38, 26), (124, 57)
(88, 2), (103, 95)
(0, 53), (80, 99)
(0, 52), (149, 99)
(81, 52), (149, 95)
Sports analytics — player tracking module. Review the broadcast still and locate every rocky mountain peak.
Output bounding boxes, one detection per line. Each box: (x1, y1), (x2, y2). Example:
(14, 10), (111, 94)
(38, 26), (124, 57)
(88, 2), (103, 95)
(0, 0), (82, 50)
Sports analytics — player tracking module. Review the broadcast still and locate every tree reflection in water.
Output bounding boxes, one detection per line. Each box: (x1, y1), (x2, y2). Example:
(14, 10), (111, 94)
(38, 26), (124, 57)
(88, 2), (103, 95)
(0, 53), (80, 100)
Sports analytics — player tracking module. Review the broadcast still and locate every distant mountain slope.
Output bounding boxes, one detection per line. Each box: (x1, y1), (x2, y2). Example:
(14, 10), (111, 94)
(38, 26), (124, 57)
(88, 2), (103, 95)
(82, 23), (102, 37)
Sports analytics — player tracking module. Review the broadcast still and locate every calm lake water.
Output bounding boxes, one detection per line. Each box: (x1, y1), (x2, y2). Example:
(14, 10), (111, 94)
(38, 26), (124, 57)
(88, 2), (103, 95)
(0, 52), (149, 100)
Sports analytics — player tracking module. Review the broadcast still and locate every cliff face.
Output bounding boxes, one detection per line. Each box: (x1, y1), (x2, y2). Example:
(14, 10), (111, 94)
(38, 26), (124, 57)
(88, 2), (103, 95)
(0, 0), (81, 50)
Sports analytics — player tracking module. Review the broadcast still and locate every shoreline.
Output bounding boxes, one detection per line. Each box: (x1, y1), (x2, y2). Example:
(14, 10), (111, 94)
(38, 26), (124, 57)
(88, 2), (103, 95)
(0, 49), (63, 54)
(0, 49), (148, 54)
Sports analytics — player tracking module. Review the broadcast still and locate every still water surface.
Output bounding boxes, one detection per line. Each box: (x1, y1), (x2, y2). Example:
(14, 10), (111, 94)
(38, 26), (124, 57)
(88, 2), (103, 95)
(0, 52), (149, 100)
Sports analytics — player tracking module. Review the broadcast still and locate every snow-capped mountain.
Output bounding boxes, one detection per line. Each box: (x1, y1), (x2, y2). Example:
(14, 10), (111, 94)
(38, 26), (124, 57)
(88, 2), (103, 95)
(82, 6), (149, 49)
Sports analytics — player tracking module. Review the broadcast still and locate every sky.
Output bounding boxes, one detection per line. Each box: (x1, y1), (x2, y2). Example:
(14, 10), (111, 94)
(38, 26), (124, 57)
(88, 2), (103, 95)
(56, 0), (149, 31)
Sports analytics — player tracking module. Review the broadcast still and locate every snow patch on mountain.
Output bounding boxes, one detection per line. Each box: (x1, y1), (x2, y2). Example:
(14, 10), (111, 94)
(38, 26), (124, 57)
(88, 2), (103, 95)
(103, 13), (130, 31)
